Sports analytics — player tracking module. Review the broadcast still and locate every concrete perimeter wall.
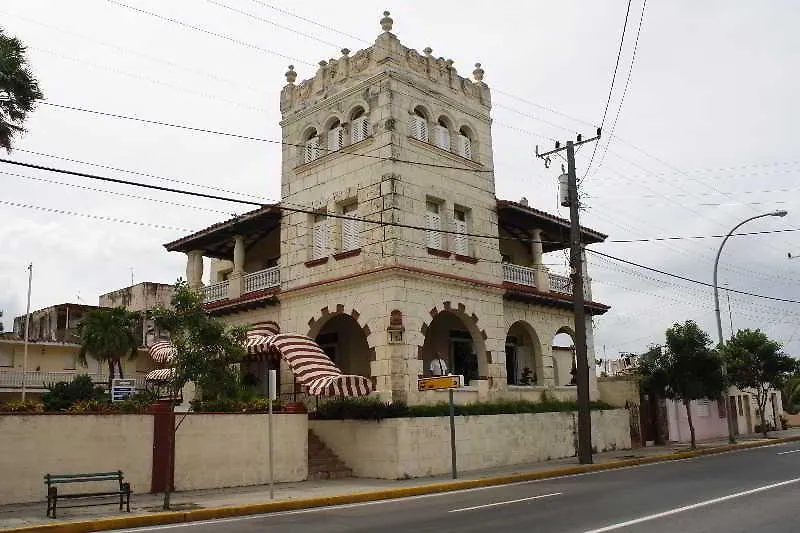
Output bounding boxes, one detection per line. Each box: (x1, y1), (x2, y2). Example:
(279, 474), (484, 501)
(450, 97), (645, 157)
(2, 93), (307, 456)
(310, 409), (630, 479)
(0, 413), (308, 505)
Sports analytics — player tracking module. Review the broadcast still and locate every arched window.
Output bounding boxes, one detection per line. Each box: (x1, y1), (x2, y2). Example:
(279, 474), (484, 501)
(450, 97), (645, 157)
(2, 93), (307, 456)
(303, 128), (320, 164)
(327, 118), (344, 153)
(350, 107), (370, 144)
(409, 106), (429, 142)
(457, 126), (474, 160)
(434, 117), (452, 151)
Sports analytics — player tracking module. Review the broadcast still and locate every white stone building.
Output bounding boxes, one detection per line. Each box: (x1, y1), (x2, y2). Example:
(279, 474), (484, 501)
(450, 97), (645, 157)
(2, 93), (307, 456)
(164, 12), (610, 405)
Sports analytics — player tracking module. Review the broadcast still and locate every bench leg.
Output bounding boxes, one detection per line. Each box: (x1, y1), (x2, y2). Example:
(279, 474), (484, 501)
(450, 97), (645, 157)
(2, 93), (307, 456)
(46, 497), (51, 518)
(51, 498), (57, 519)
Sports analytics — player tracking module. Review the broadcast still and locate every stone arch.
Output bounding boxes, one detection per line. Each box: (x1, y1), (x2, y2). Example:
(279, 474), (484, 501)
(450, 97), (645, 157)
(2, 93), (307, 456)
(552, 325), (576, 386)
(505, 320), (544, 386)
(418, 301), (488, 385)
(300, 124), (321, 143)
(306, 304), (374, 378)
(346, 101), (370, 121)
(322, 113), (345, 131)
(409, 103), (433, 121)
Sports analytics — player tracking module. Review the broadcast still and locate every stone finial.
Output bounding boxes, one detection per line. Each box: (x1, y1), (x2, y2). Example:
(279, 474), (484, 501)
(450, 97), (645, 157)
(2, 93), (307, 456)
(423, 47), (433, 57)
(446, 59), (454, 68)
(341, 48), (350, 57)
(473, 62), (485, 82)
(319, 60), (328, 67)
(380, 11), (393, 32)
(285, 65), (297, 84)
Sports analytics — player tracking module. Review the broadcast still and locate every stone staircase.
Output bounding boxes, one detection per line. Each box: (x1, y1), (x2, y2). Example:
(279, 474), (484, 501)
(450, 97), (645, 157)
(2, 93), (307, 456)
(308, 430), (353, 480)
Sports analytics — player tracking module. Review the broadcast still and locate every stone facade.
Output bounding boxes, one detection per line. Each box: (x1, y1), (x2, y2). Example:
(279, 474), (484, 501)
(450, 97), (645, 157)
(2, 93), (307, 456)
(164, 12), (609, 405)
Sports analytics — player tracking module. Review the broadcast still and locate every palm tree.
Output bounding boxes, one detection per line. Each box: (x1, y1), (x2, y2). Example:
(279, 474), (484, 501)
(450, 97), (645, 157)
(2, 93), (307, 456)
(0, 27), (43, 152)
(78, 308), (141, 388)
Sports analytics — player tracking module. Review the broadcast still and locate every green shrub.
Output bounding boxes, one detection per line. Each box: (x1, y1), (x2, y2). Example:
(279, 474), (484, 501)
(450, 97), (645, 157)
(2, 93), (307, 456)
(190, 397), (282, 413)
(42, 375), (106, 411)
(0, 399), (43, 413)
(311, 397), (613, 421)
(67, 399), (115, 414)
(115, 390), (157, 413)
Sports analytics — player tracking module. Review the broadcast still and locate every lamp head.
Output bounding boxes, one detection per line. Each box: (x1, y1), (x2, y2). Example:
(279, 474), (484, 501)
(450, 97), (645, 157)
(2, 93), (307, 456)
(771, 210), (788, 217)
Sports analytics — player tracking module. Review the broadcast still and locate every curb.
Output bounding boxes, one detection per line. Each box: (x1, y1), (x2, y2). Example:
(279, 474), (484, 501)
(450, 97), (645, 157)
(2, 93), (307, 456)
(7, 435), (800, 533)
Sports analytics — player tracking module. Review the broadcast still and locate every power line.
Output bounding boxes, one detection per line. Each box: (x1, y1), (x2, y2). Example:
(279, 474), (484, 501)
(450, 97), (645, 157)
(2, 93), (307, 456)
(246, 0), (367, 43)
(583, 0), (634, 178)
(104, 0), (315, 66)
(588, 249), (800, 304)
(40, 101), (496, 173)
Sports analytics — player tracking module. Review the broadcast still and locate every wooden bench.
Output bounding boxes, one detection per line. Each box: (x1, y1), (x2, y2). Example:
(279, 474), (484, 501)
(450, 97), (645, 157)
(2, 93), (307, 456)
(44, 471), (131, 518)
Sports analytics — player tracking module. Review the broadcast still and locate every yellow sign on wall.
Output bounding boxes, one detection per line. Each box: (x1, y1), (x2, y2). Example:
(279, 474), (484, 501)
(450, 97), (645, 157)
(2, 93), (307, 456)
(417, 375), (464, 391)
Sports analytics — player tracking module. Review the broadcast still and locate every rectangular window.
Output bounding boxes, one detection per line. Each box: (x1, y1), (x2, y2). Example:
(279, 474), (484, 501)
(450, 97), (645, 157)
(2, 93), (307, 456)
(304, 136), (320, 163)
(410, 115), (429, 142)
(64, 354), (76, 370)
(457, 134), (472, 159)
(0, 349), (12, 367)
(425, 200), (442, 249)
(453, 207), (469, 256)
(434, 125), (451, 151)
(351, 116), (370, 144)
(312, 213), (329, 260)
(327, 127), (344, 152)
(695, 400), (710, 417)
(341, 203), (361, 252)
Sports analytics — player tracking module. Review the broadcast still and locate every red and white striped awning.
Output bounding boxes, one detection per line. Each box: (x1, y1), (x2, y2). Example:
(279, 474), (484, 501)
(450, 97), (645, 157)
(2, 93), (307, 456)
(149, 341), (176, 364)
(145, 367), (175, 382)
(245, 321), (280, 354)
(260, 333), (372, 397)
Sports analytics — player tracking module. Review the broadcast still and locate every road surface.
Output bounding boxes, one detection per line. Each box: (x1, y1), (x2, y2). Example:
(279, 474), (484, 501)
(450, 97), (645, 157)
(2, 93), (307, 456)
(120, 441), (800, 533)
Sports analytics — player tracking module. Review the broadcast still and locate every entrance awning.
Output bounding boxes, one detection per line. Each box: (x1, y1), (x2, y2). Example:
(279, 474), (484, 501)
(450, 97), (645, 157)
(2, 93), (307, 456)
(149, 341), (176, 365)
(145, 367), (175, 382)
(245, 321), (281, 354)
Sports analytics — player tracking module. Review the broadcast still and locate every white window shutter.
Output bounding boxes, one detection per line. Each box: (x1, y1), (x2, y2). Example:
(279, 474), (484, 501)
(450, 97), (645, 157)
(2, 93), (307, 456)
(341, 204), (361, 251)
(458, 134), (472, 159)
(435, 125), (451, 151)
(351, 117), (370, 144)
(327, 127), (344, 152)
(425, 211), (442, 249)
(312, 217), (328, 259)
(410, 115), (428, 142)
(454, 218), (468, 255)
(304, 137), (320, 163)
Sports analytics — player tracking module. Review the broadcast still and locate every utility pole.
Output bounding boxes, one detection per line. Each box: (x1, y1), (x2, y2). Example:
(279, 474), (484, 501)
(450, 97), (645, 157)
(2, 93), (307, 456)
(22, 263), (33, 401)
(536, 129), (601, 465)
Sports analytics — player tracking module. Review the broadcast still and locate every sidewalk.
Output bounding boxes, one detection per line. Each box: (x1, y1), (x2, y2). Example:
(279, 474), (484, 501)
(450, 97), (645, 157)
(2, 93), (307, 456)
(2, 429), (799, 530)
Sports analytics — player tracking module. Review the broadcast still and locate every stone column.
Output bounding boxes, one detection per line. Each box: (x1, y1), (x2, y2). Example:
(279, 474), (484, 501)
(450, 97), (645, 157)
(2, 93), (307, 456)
(186, 251), (204, 289)
(531, 229), (551, 291)
(228, 235), (245, 299)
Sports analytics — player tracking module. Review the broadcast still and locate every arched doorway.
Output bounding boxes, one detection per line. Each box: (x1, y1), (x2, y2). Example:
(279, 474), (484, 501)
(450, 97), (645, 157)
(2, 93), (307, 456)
(421, 310), (486, 386)
(505, 321), (543, 386)
(312, 314), (371, 377)
(552, 327), (577, 386)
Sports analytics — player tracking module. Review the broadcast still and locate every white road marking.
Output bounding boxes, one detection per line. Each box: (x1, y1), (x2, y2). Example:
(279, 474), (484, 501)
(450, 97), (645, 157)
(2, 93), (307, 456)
(776, 449), (800, 455)
(583, 477), (800, 533)
(448, 492), (562, 513)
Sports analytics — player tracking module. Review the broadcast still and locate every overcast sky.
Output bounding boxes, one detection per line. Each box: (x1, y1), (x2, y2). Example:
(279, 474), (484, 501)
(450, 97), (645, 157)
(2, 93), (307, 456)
(1, 0), (798, 358)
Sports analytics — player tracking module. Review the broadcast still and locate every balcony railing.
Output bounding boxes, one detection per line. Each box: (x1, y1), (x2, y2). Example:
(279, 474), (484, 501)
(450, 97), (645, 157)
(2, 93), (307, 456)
(201, 280), (229, 303)
(502, 263), (536, 288)
(548, 273), (573, 294)
(0, 371), (148, 391)
(243, 266), (280, 294)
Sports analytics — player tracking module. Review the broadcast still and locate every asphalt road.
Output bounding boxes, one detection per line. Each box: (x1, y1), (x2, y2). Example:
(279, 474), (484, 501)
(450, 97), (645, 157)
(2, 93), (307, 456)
(121, 442), (800, 533)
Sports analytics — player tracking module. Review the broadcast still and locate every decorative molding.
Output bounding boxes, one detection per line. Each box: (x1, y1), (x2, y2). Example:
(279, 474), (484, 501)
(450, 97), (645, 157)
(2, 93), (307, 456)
(454, 254), (479, 264)
(333, 248), (362, 260)
(304, 257), (329, 268)
(426, 247), (452, 258)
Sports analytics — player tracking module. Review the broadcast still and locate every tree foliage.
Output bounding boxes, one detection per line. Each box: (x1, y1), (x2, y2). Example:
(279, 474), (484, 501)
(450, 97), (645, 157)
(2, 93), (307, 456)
(0, 27), (43, 152)
(78, 307), (141, 388)
(721, 329), (798, 435)
(783, 375), (800, 415)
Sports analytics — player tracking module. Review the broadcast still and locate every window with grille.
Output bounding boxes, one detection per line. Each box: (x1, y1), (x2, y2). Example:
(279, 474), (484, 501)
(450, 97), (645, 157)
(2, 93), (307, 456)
(327, 126), (344, 153)
(351, 116), (370, 144)
(435, 124), (451, 151)
(425, 200), (442, 249)
(453, 208), (469, 256)
(304, 136), (320, 163)
(341, 203), (361, 252)
(312, 213), (328, 259)
(457, 134), (472, 159)
(410, 114), (429, 142)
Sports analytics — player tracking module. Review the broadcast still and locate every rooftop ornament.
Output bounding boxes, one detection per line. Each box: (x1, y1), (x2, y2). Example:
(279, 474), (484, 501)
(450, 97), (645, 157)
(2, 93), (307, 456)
(473, 62), (485, 82)
(285, 65), (297, 84)
(380, 10), (393, 32)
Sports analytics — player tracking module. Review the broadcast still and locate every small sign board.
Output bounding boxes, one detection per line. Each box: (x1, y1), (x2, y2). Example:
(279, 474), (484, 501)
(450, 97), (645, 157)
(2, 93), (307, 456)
(417, 374), (464, 391)
(111, 378), (136, 402)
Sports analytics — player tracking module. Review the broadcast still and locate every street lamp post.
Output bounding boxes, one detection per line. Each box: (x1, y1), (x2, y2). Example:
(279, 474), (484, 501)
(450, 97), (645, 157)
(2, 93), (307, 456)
(713, 210), (788, 444)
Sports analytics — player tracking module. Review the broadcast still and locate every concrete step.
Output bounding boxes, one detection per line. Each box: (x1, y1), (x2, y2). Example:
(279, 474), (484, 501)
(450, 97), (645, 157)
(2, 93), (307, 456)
(307, 429), (353, 480)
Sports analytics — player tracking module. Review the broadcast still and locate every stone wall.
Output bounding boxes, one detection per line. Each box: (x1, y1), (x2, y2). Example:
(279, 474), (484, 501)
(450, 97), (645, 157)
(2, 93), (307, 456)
(0, 413), (308, 505)
(597, 376), (640, 408)
(310, 409), (630, 479)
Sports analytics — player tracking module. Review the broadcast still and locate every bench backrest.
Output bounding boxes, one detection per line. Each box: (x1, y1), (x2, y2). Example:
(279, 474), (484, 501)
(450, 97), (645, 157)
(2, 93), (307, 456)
(44, 471), (124, 487)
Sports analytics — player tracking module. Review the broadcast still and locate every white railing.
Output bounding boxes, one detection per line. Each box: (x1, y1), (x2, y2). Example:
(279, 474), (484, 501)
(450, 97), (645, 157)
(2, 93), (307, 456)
(0, 371), (147, 390)
(502, 263), (536, 288)
(549, 273), (573, 294)
(201, 280), (229, 303)
(243, 266), (280, 294)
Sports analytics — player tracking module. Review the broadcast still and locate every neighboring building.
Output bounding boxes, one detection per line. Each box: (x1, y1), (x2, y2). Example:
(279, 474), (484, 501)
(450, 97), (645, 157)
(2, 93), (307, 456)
(162, 12), (610, 405)
(0, 282), (171, 401)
